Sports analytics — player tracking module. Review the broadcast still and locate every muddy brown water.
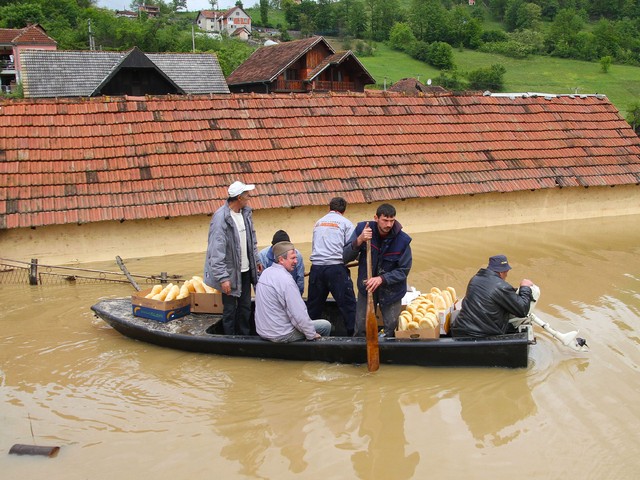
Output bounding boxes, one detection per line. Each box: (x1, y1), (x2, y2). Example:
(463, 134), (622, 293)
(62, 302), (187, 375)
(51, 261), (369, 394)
(1, 215), (639, 479)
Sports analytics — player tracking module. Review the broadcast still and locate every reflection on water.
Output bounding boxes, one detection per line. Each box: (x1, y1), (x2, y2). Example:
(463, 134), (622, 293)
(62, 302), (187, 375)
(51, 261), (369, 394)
(1, 214), (639, 479)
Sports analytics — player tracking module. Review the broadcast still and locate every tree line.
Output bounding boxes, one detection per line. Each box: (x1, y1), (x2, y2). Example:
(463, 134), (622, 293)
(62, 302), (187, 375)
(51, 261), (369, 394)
(271, 0), (640, 67)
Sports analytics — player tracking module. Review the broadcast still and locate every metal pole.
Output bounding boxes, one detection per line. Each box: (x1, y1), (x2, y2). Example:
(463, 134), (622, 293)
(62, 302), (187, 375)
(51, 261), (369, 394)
(29, 258), (38, 285)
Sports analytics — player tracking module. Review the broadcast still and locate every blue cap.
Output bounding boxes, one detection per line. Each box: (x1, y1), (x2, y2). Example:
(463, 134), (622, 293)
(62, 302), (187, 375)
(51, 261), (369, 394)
(488, 255), (512, 272)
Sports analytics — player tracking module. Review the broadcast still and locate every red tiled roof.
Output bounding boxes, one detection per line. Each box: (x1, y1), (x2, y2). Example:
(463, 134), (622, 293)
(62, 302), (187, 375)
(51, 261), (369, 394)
(198, 7), (242, 19)
(198, 10), (217, 19)
(1, 91), (639, 230)
(227, 36), (328, 85)
(0, 24), (56, 46)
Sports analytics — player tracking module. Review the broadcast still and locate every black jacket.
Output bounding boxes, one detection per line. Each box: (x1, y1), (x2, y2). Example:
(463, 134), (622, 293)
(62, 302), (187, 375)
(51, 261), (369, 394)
(452, 268), (533, 337)
(343, 220), (412, 306)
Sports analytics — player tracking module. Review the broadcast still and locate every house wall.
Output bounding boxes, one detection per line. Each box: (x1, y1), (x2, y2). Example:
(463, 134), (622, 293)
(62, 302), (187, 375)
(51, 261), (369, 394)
(196, 14), (215, 32)
(2, 185), (639, 265)
(223, 9), (251, 35)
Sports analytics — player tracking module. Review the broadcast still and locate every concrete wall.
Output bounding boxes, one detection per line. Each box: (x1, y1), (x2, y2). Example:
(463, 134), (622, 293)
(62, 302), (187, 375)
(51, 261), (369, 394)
(2, 185), (639, 265)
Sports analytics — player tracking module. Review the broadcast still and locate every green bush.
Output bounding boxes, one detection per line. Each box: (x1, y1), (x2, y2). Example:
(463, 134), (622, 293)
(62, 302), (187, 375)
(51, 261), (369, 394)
(467, 63), (507, 91)
(480, 41), (531, 58)
(434, 68), (466, 90)
(354, 39), (375, 57)
(428, 41), (455, 70)
(481, 29), (509, 43)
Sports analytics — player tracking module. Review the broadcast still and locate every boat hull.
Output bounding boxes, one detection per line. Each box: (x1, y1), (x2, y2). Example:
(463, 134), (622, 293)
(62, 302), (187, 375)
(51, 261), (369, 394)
(91, 299), (530, 368)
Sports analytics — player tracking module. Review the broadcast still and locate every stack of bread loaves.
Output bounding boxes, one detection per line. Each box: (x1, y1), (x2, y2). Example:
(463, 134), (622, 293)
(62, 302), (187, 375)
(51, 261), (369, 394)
(398, 286), (457, 332)
(143, 276), (218, 302)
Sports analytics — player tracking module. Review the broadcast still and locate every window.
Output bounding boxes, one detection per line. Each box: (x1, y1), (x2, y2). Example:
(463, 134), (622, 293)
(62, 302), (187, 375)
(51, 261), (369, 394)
(285, 69), (299, 80)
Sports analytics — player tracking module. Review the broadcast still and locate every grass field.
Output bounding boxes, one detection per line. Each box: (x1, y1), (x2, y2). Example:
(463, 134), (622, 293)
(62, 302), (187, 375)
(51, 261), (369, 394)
(355, 42), (640, 118)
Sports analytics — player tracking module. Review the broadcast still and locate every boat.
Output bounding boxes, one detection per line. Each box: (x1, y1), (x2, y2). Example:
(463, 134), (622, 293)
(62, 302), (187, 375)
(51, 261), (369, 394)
(91, 298), (533, 368)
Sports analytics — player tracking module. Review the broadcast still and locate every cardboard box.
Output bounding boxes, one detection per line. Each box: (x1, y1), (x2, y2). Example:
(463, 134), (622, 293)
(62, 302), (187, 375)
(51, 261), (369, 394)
(190, 292), (223, 314)
(440, 305), (454, 336)
(395, 323), (440, 340)
(395, 306), (452, 340)
(132, 287), (191, 322)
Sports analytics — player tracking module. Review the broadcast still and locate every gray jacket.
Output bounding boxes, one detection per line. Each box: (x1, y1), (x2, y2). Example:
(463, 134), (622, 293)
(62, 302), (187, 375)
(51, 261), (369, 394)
(203, 202), (260, 297)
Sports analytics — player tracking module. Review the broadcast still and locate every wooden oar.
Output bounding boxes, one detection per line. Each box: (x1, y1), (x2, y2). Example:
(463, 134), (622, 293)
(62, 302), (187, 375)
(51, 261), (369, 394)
(365, 239), (380, 372)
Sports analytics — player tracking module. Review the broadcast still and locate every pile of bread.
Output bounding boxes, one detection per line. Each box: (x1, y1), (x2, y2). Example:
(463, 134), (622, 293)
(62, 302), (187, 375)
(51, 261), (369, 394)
(398, 286), (457, 331)
(143, 276), (218, 302)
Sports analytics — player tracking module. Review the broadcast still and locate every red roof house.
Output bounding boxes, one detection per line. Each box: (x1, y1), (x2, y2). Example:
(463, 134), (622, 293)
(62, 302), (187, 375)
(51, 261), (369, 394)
(226, 36), (375, 93)
(0, 24), (56, 93)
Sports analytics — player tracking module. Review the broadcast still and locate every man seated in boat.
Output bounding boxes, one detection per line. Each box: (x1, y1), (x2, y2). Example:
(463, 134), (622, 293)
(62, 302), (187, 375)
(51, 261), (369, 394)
(451, 254), (534, 338)
(258, 230), (305, 295)
(255, 241), (332, 342)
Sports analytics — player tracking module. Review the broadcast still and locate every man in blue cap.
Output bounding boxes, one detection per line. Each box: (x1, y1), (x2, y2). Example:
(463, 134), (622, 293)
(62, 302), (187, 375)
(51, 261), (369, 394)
(451, 254), (534, 338)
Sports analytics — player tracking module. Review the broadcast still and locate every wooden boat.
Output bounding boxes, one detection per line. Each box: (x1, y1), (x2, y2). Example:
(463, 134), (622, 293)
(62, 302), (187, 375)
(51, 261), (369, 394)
(91, 298), (533, 368)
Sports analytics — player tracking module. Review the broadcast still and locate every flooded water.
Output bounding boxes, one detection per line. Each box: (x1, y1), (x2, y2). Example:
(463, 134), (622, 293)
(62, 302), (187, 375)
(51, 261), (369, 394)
(1, 215), (639, 479)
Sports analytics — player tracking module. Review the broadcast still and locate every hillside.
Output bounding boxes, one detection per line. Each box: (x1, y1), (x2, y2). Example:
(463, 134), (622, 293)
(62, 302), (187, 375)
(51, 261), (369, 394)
(353, 42), (640, 118)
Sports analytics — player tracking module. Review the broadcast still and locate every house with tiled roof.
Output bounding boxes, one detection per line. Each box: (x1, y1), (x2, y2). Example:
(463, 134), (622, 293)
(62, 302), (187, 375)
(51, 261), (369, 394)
(195, 7), (251, 38)
(1, 91), (639, 264)
(0, 24), (56, 93)
(226, 36), (375, 93)
(19, 47), (229, 98)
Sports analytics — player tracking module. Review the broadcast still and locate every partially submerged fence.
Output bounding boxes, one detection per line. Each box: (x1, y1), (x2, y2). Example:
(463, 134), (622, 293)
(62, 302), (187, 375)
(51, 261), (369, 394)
(0, 258), (181, 287)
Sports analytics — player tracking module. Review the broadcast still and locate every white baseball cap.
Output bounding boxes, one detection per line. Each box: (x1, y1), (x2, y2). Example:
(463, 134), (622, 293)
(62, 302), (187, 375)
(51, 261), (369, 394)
(228, 181), (255, 197)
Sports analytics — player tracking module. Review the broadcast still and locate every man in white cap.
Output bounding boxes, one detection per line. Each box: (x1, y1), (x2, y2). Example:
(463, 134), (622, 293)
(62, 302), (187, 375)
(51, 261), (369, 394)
(204, 181), (263, 335)
(255, 241), (331, 342)
(451, 254), (534, 338)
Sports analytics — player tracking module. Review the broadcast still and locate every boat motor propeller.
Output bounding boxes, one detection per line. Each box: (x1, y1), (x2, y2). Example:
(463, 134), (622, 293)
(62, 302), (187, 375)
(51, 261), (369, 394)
(528, 313), (589, 352)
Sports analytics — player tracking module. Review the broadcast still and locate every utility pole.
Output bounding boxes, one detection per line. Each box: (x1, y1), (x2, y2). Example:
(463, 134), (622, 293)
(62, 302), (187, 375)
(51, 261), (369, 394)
(88, 19), (95, 51)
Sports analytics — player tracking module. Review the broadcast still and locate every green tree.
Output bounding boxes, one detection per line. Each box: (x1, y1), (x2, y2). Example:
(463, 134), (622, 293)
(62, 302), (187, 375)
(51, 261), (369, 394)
(374, 0), (401, 42)
(315, 0), (335, 35)
(467, 63), (507, 91)
(388, 22), (416, 52)
(347, 0), (368, 38)
(409, 0), (447, 44)
(0, 2), (45, 28)
(282, 0), (300, 29)
(517, 3), (542, 31)
(546, 8), (585, 55)
(504, 0), (523, 31)
(447, 5), (483, 49)
(592, 19), (620, 58)
(488, 0), (509, 20)
(215, 39), (255, 76)
(428, 41), (454, 69)
(600, 55), (612, 72)
(299, 13), (316, 37)
(260, 0), (269, 26)
(626, 101), (640, 134)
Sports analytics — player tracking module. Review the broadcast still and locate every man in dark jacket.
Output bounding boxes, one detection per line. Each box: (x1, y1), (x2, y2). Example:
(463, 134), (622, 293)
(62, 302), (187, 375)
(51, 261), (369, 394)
(343, 203), (412, 338)
(451, 255), (533, 338)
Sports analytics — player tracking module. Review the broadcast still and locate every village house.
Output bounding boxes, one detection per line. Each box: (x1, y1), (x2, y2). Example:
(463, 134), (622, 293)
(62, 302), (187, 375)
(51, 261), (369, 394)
(19, 47), (229, 97)
(226, 36), (375, 93)
(195, 7), (252, 39)
(0, 24), (56, 93)
(138, 4), (160, 17)
(1, 91), (639, 265)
